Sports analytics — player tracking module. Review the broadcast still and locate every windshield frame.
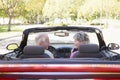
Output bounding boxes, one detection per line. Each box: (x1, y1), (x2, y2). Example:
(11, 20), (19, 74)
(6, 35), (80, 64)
(19, 26), (106, 50)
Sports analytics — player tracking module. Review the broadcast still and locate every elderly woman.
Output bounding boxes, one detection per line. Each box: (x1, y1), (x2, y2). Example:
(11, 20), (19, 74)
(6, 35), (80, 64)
(70, 31), (89, 58)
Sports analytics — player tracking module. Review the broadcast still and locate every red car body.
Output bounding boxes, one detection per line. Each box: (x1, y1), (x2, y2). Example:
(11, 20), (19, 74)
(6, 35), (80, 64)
(0, 64), (120, 79)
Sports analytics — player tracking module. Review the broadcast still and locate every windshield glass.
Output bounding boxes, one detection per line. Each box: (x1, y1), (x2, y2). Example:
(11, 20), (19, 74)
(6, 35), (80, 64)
(27, 31), (98, 45)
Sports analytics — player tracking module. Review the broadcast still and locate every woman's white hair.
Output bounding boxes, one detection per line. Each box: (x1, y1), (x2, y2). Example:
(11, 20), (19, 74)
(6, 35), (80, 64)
(73, 31), (89, 44)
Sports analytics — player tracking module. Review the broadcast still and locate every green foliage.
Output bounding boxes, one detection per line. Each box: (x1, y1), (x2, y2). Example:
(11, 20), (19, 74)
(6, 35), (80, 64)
(23, 0), (46, 24)
(0, 1), (6, 17)
(0, 0), (25, 31)
(0, 10), (7, 17)
(43, 0), (85, 20)
(45, 21), (68, 26)
(77, 0), (120, 20)
(0, 0), (120, 26)
(0, 0), (25, 17)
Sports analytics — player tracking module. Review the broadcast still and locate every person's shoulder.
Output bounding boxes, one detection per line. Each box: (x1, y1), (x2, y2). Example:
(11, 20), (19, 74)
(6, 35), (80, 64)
(45, 50), (52, 54)
(45, 50), (54, 58)
(70, 51), (79, 58)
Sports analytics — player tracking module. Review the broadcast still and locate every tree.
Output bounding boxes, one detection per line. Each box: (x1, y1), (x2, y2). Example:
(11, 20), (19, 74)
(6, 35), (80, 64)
(24, 0), (46, 24)
(0, 0), (25, 31)
(43, 0), (85, 20)
(77, 0), (120, 21)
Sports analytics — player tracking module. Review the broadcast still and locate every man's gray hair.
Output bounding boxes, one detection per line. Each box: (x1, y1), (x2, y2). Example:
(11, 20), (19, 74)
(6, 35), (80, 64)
(35, 33), (47, 42)
(73, 31), (89, 43)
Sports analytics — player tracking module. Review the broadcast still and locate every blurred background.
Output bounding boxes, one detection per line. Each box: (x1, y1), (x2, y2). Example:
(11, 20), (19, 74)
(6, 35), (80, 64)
(0, 0), (120, 53)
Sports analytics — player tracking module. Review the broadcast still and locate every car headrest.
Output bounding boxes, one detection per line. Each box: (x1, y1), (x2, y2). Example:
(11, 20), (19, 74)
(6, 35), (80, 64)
(79, 44), (99, 53)
(23, 46), (45, 55)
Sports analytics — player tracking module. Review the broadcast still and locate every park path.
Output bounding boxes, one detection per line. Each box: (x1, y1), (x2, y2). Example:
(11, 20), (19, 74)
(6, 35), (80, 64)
(0, 32), (22, 41)
(0, 24), (45, 41)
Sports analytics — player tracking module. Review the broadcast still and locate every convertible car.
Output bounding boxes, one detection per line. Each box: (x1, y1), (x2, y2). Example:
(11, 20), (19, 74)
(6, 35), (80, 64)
(0, 26), (120, 79)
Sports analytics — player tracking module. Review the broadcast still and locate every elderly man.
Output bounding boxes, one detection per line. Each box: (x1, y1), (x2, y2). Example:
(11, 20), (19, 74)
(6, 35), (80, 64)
(35, 33), (54, 58)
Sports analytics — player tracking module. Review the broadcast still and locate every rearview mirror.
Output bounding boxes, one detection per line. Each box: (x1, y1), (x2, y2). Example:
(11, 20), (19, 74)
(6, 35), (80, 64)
(54, 32), (69, 37)
(6, 43), (18, 50)
(108, 43), (119, 50)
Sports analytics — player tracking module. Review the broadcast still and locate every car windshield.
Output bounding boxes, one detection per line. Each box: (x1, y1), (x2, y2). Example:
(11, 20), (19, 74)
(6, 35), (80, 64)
(27, 31), (98, 45)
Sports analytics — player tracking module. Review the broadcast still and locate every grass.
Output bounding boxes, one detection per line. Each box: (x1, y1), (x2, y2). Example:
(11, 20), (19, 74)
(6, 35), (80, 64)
(0, 25), (22, 32)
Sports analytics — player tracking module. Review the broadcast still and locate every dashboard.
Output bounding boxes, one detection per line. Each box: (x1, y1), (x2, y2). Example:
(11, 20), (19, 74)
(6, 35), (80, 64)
(50, 43), (74, 58)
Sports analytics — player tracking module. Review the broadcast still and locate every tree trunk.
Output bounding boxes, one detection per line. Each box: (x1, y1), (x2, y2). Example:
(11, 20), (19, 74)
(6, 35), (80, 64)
(8, 17), (12, 31)
(37, 13), (40, 24)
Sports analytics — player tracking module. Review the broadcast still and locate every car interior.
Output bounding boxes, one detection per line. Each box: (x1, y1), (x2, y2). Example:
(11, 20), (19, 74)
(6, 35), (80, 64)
(20, 46), (50, 58)
(21, 44), (103, 59)
(71, 44), (103, 58)
(23, 29), (99, 59)
(2, 27), (120, 61)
